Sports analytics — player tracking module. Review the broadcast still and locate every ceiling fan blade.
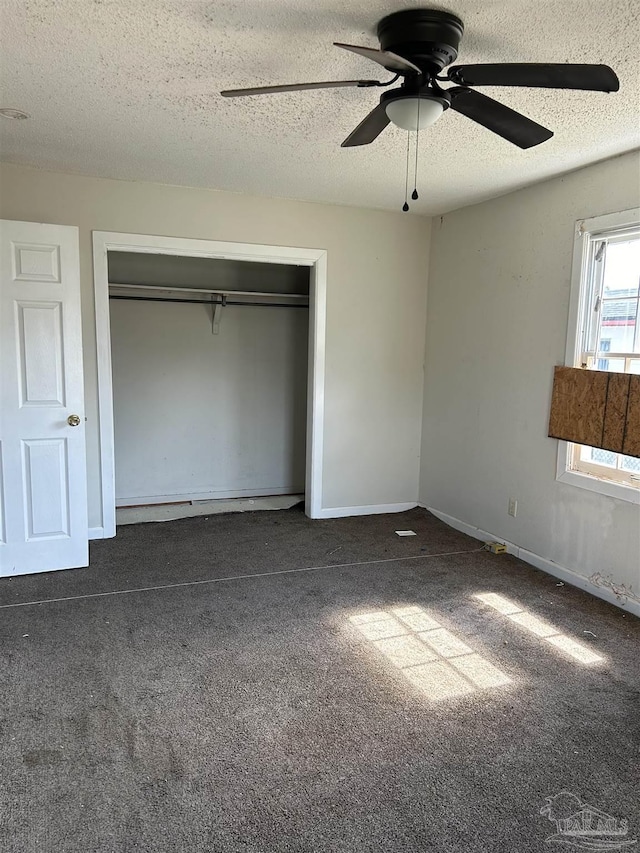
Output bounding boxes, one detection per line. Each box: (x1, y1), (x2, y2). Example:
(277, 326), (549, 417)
(341, 102), (391, 147)
(221, 79), (381, 97)
(448, 87), (553, 149)
(448, 63), (619, 92)
(334, 42), (420, 75)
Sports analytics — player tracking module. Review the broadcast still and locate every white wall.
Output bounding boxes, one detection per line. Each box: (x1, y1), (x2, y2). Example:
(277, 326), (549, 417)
(110, 297), (308, 504)
(420, 150), (640, 608)
(0, 163), (430, 528)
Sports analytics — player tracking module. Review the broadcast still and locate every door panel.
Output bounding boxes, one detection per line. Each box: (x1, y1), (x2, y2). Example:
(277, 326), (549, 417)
(22, 439), (70, 539)
(0, 220), (87, 575)
(17, 301), (65, 406)
(12, 242), (61, 282)
(0, 442), (5, 544)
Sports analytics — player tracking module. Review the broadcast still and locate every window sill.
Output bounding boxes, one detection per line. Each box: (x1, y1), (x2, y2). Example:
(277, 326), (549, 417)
(557, 468), (640, 505)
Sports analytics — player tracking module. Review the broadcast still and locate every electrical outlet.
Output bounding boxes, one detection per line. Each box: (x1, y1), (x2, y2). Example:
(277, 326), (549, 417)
(508, 497), (518, 517)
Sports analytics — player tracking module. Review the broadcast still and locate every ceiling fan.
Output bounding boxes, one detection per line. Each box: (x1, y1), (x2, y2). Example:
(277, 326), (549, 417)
(221, 8), (619, 150)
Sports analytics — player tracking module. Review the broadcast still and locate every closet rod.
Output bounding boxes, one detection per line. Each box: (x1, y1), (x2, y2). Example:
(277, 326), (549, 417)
(108, 282), (309, 300)
(109, 295), (308, 308)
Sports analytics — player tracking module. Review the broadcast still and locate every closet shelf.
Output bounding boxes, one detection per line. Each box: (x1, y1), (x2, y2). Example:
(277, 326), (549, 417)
(108, 282), (308, 301)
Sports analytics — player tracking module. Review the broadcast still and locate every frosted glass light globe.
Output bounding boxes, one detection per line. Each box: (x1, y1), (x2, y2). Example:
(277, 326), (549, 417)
(385, 97), (444, 131)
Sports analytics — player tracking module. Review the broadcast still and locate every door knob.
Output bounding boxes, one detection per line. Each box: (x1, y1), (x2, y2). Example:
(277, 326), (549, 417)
(67, 414), (81, 427)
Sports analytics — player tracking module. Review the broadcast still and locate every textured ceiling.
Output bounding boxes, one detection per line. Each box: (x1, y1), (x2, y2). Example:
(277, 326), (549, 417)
(1, 0), (639, 214)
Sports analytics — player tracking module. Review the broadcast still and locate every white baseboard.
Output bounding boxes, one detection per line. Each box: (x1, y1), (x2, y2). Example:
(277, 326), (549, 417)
(88, 526), (105, 540)
(316, 502), (417, 519)
(421, 504), (640, 618)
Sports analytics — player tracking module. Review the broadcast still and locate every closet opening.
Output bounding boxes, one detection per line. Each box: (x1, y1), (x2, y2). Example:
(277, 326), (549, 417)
(106, 250), (311, 526)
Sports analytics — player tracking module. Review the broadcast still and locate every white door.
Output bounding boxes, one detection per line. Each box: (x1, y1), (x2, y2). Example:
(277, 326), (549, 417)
(0, 220), (88, 576)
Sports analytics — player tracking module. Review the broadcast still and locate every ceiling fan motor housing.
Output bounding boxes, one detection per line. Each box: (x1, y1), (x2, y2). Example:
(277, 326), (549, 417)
(377, 8), (464, 75)
(380, 87), (451, 112)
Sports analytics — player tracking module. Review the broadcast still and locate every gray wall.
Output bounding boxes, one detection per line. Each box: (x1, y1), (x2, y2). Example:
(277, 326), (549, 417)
(110, 280), (308, 505)
(0, 163), (430, 526)
(420, 150), (640, 603)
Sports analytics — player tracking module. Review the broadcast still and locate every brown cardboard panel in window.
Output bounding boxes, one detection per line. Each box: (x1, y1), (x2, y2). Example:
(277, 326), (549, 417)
(602, 373), (631, 452)
(548, 366), (608, 449)
(622, 375), (640, 458)
(548, 367), (640, 459)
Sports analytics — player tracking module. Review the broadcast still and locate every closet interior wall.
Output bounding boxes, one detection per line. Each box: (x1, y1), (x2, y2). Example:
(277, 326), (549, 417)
(107, 252), (310, 507)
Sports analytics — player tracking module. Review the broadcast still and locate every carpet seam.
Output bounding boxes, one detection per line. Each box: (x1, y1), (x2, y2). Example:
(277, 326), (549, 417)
(0, 547), (485, 610)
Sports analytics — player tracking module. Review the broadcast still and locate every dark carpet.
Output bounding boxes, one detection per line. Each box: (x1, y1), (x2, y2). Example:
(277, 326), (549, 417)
(1, 506), (638, 852)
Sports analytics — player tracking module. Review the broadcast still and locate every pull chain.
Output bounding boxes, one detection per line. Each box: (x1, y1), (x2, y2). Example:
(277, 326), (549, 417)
(402, 131), (410, 212)
(412, 99), (420, 201)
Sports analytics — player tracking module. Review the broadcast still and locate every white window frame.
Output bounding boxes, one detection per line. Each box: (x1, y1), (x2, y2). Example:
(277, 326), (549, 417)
(557, 207), (640, 506)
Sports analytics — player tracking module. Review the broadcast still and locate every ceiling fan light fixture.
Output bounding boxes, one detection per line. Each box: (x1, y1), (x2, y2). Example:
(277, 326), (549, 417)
(221, 7), (619, 153)
(385, 96), (444, 131)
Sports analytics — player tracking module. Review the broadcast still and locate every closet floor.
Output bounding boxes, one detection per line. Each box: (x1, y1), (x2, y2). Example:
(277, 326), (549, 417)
(115, 494), (304, 525)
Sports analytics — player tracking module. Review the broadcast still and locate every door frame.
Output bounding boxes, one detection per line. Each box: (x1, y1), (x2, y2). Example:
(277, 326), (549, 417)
(92, 230), (327, 537)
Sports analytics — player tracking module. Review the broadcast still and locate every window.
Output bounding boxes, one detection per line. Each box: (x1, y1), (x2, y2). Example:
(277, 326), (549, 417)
(596, 338), (611, 371)
(558, 208), (640, 503)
